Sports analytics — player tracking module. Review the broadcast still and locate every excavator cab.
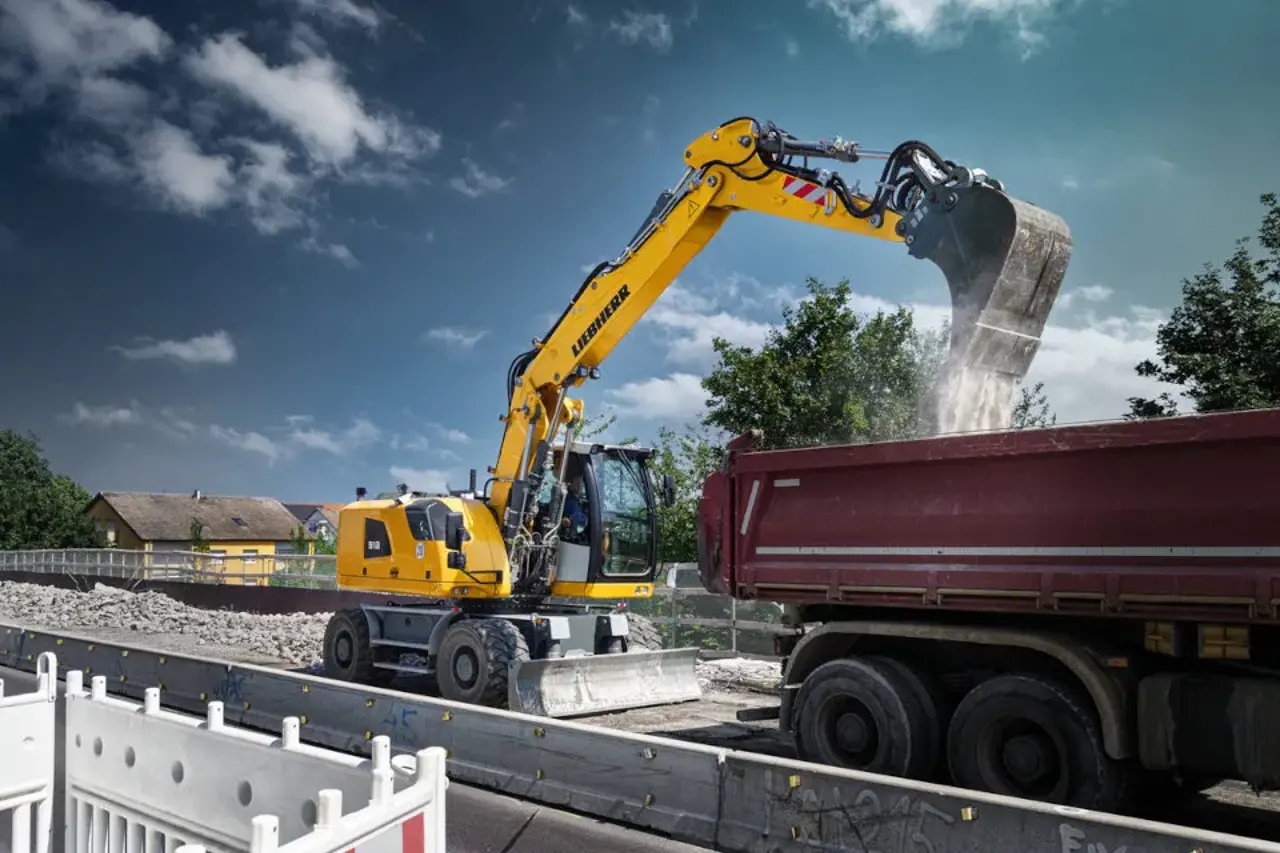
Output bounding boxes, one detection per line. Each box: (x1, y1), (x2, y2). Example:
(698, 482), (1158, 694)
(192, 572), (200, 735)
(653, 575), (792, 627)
(538, 441), (675, 599)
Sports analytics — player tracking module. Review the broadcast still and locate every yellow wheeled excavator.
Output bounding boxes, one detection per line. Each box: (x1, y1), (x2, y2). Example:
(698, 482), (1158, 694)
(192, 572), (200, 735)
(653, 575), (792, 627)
(320, 116), (1072, 718)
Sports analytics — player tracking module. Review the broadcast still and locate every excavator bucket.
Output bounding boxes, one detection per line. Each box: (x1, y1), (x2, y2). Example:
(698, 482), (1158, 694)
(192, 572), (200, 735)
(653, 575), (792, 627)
(905, 181), (1073, 435)
(507, 648), (703, 718)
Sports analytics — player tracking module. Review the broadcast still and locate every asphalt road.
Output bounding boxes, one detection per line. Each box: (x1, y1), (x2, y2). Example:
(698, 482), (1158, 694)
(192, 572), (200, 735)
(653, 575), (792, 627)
(0, 665), (709, 853)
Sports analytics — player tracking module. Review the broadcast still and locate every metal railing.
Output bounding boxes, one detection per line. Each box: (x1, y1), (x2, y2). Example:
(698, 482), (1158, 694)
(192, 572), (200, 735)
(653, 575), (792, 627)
(0, 549), (788, 654)
(0, 548), (338, 589)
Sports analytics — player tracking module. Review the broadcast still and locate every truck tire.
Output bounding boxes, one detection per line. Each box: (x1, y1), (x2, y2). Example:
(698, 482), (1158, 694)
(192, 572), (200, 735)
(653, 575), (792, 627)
(864, 655), (946, 781)
(323, 608), (395, 687)
(946, 673), (1128, 811)
(793, 657), (935, 779)
(436, 618), (530, 707)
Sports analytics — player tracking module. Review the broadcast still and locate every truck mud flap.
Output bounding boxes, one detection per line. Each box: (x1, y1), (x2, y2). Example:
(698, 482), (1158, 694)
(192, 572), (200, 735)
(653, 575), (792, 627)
(507, 648), (703, 718)
(906, 182), (1072, 434)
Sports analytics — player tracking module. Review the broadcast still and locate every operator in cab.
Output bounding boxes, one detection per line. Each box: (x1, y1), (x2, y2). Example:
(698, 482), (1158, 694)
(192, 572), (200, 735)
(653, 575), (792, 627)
(561, 470), (589, 543)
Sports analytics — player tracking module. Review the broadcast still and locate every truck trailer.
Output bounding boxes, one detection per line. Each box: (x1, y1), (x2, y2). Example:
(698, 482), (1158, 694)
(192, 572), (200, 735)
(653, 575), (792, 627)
(696, 407), (1280, 812)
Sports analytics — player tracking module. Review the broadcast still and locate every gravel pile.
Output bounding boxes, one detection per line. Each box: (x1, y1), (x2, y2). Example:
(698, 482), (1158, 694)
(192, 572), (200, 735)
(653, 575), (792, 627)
(0, 581), (330, 666)
(0, 581), (784, 693)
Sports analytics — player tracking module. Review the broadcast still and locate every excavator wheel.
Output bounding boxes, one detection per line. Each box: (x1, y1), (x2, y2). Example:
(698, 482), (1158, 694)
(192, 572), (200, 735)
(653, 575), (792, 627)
(625, 613), (663, 652)
(323, 608), (396, 688)
(436, 618), (530, 707)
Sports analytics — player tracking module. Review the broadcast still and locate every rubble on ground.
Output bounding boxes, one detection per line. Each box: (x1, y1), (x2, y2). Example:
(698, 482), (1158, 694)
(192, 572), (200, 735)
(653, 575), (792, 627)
(0, 582), (783, 693)
(0, 581), (329, 666)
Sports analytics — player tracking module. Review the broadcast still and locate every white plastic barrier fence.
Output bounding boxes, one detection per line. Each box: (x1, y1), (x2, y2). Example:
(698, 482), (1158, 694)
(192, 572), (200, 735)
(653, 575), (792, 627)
(0, 654), (447, 853)
(0, 652), (57, 853)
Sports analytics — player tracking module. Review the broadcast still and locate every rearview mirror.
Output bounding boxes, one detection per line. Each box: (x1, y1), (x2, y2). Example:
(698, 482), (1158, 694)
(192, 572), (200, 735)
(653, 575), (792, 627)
(444, 511), (468, 551)
(661, 474), (677, 508)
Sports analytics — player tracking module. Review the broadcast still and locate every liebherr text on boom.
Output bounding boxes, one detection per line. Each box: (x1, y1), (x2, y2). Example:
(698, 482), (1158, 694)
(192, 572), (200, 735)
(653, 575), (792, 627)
(319, 115), (1072, 720)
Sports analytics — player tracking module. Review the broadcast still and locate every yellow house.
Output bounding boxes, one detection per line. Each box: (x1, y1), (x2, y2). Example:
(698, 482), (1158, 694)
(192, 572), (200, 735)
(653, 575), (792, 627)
(85, 490), (305, 582)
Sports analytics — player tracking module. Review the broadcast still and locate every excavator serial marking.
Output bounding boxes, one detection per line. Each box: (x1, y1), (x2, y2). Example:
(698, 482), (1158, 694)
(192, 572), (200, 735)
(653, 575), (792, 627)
(320, 115), (1073, 719)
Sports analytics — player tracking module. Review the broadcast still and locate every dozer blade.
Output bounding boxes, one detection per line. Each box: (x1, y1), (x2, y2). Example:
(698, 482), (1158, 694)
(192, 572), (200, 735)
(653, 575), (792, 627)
(507, 647), (703, 718)
(905, 181), (1073, 435)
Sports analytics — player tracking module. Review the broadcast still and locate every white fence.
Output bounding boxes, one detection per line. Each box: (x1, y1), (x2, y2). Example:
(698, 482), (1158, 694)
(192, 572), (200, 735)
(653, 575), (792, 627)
(0, 653), (447, 853)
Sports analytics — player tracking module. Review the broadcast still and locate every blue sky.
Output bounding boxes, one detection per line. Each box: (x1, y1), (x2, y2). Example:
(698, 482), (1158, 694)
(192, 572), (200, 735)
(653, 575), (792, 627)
(2, 0), (1278, 503)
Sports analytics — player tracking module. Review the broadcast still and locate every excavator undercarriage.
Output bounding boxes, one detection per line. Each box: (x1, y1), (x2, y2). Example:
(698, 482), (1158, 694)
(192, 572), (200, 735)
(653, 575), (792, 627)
(321, 116), (1072, 718)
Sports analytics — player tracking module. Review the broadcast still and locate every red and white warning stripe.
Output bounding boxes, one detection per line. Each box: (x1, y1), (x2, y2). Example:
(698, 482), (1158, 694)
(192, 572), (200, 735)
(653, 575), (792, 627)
(345, 811), (430, 853)
(781, 176), (826, 206)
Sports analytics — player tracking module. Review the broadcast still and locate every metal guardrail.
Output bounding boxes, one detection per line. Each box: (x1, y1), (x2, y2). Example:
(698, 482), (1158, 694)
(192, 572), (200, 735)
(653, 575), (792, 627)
(0, 550), (786, 653)
(3, 624), (1274, 853)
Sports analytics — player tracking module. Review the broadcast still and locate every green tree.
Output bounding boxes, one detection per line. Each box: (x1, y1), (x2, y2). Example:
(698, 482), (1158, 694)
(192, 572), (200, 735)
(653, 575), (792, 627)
(0, 430), (98, 550)
(189, 519), (211, 553)
(701, 277), (946, 449)
(648, 423), (723, 563)
(1011, 380), (1057, 429)
(1126, 192), (1280, 419)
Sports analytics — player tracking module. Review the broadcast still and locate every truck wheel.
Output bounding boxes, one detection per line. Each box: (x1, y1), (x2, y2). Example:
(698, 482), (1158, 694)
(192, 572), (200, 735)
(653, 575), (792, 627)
(624, 613), (663, 652)
(793, 657), (934, 779)
(436, 619), (530, 707)
(864, 655), (946, 781)
(946, 673), (1127, 810)
(323, 608), (395, 687)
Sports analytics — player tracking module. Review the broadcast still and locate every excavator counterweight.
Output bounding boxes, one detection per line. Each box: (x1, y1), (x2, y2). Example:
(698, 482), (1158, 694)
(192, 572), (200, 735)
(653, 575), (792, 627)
(321, 116), (1073, 719)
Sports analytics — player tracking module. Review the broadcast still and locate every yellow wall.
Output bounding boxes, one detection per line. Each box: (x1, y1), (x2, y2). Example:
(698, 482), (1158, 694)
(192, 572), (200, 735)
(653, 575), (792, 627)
(86, 501), (144, 550)
(197, 541), (280, 586)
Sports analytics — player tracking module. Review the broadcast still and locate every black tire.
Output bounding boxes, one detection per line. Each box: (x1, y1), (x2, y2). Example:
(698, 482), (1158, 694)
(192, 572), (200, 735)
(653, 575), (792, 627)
(323, 608), (395, 686)
(792, 657), (935, 779)
(435, 618), (530, 707)
(624, 613), (663, 652)
(946, 673), (1129, 810)
(864, 655), (947, 781)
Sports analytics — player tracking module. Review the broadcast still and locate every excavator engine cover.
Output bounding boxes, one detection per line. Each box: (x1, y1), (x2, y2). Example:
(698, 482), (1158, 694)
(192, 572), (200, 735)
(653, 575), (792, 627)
(507, 648), (703, 718)
(904, 181), (1072, 435)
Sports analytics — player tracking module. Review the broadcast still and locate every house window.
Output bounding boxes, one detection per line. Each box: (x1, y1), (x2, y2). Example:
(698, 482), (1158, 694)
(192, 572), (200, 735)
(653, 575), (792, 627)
(232, 517), (247, 529)
(242, 549), (258, 565)
(106, 520), (117, 545)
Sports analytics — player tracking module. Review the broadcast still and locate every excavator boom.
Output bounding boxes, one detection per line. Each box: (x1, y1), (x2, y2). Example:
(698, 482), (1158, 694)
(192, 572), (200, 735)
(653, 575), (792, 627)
(326, 115), (1072, 721)
(489, 117), (1071, 548)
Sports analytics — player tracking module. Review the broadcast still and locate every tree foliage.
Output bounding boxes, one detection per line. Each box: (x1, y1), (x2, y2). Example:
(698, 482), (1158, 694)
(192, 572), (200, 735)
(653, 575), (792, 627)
(1126, 192), (1280, 419)
(647, 423), (722, 563)
(1011, 381), (1057, 429)
(0, 430), (98, 550)
(701, 277), (947, 449)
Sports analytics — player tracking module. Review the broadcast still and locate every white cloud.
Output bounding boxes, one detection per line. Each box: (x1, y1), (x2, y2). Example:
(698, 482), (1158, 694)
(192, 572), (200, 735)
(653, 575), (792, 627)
(0, 0), (171, 102)
(424, 326), (488, 349)
(209, 424), (283, 463)
(289, 0), (385, 33)
(300, 235), (358, 267)
(566, 4), (588, 26)
(237, 139), (310, 234)
(134, 120), (236, 214)
(448, 158), (511, 198)
(435, 448), (463, 463)
(111, 329), (237, 365)
(183, 33), (440, 168)
(610, 271), (1183, 429)
(389, 432), (431, 453)
(785, 37), (800, 57)
(608, 11), (673, 50)
(604, 373), (708, 422)
(389, 466), (453, 493)
(810, 0), (1067, 57)
(427, 423), (472, 444)
(289, 417), (380, 454)
(1058, 283), (1114, 309)
(64, 401), (143, 427)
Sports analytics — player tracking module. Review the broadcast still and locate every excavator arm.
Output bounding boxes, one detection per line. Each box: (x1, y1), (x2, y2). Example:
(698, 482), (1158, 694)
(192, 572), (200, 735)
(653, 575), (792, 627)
(487, 116), (1071, 578)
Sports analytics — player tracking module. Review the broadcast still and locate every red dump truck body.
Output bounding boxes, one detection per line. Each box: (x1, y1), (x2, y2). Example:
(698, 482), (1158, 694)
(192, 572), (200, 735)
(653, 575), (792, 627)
(698, 407), (1280, 624)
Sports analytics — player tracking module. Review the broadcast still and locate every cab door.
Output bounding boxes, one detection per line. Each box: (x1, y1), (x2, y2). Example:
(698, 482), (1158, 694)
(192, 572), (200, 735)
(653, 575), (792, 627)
(581, 448), (659, 595)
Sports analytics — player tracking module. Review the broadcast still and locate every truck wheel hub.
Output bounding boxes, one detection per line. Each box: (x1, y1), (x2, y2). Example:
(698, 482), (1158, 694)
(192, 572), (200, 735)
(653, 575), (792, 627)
(334, 634), (353, 668)
(835, 712), (872, 754)
(1002, 733), (1052, 784)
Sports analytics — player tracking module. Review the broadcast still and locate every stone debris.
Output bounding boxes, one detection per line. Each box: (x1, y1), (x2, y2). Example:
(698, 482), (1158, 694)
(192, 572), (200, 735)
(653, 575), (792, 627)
(0, 581), (783, 692)
(0, 581), (329, 667)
